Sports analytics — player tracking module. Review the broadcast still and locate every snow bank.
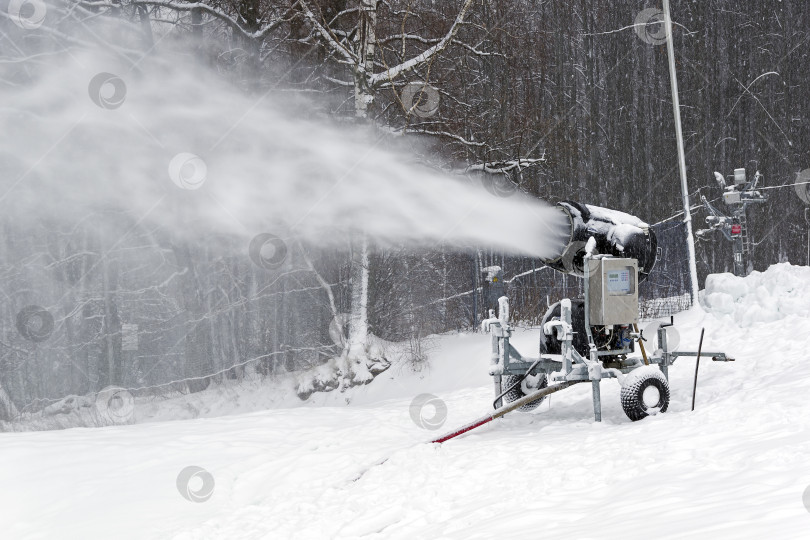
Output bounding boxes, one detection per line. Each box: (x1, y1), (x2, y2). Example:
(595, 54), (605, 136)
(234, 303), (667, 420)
(702, 263), (810, 326)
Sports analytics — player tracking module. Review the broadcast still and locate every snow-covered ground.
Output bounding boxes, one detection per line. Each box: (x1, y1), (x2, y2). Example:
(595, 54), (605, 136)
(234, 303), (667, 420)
(3, 264), (810, 539)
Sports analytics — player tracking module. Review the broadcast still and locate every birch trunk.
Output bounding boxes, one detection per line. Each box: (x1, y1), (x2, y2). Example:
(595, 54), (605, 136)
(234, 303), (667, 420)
(343, 0), (378, 383)
(353, 0), (377, 119)
(346, 234), (370, 377)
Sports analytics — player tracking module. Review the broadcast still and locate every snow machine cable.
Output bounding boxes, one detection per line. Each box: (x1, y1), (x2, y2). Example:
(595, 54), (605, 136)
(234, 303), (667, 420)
(655, 179), (810, 229)
(491, 357), (544, 409)
(756, 179), (810, 191)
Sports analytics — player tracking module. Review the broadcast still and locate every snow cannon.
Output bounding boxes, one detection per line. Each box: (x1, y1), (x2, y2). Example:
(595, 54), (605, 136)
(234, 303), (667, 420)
(425, 203), (735, 443)
(541, 201), (658, 282)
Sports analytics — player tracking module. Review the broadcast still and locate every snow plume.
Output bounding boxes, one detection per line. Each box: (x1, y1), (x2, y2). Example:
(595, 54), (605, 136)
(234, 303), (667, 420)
(1, 49), (567, 259)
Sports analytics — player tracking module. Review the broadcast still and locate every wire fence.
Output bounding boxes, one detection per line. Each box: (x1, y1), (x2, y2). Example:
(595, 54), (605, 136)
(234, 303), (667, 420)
(639, 220), (694, 319)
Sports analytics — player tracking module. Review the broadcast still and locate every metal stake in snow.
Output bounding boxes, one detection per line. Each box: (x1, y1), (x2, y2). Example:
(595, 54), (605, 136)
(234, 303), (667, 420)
(663, 0), (700, 301)
(691, 328), (705, 411)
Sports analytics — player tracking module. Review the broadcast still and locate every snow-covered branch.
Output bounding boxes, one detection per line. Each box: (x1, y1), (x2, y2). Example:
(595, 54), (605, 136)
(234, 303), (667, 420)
(297, 0), (360, 66)
(76, 0), (293, 41)
(462, 157), (548, 175)
(370, 0), (475, 85)
(400, 128), (488, 148)
(379, 35), (504, 58)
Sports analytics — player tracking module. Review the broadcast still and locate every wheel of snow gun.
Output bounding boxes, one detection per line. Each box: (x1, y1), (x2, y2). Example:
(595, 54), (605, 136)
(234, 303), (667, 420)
(620, 366), (670, 421)
(503, 373), (548, 412)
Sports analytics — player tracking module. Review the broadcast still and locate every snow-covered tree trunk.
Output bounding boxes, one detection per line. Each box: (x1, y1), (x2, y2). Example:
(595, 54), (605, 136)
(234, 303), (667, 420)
(354, 0), (377, 118)
(344, 233), (374, 383)
(294, 0), (479, 395)
(0, 383), (18, 421)
(343, 1), (379, 383)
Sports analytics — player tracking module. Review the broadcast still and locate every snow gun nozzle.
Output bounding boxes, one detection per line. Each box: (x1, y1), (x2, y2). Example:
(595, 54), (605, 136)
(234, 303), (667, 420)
(540, 202), (658, 282)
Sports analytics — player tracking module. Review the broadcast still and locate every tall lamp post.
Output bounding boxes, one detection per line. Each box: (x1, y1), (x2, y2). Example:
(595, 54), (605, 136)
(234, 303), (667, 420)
(663, 0), (700, 301)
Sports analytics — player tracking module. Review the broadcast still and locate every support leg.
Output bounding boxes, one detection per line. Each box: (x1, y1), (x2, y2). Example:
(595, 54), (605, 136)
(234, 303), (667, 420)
(491, 331), (502, 408)
(659, 326), (670, 381)
(591, 380), (602, 422)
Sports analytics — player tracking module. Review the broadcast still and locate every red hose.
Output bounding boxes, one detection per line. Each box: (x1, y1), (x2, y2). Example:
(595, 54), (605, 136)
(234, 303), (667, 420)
(430, 380), (582, 444)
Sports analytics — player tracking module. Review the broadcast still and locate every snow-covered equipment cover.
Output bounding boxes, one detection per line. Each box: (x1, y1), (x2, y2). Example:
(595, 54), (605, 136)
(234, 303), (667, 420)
(541, 201), (658, 281)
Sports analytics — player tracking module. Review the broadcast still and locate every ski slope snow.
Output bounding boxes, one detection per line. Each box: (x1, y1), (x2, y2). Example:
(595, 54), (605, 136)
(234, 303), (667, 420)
(2, 264), (810, 539)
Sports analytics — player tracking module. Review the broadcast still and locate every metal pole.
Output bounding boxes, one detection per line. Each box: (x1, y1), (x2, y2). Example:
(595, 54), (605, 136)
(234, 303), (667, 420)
(659, 322), (670, 380)
(691, 328), (705, 411)
(732, 216), (745, 276)
(471, 257), (478, 328)
(805, 209), (810, 266)
(591, 380), (602, 422)
(491, 328), (503, 409)
(662, 0), (700, 301)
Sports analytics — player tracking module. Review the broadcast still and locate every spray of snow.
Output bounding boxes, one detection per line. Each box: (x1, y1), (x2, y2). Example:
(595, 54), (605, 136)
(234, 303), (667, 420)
(0, 50), (567, 258)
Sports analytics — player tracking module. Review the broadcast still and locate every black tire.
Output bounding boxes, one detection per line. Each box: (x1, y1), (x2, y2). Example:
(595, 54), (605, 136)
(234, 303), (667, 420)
(620, 366), (670, 421)
(503, 373), (548, 412)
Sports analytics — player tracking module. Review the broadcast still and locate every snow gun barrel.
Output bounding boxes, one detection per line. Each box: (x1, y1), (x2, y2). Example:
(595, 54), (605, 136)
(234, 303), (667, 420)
(541, 201), (658, 282)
